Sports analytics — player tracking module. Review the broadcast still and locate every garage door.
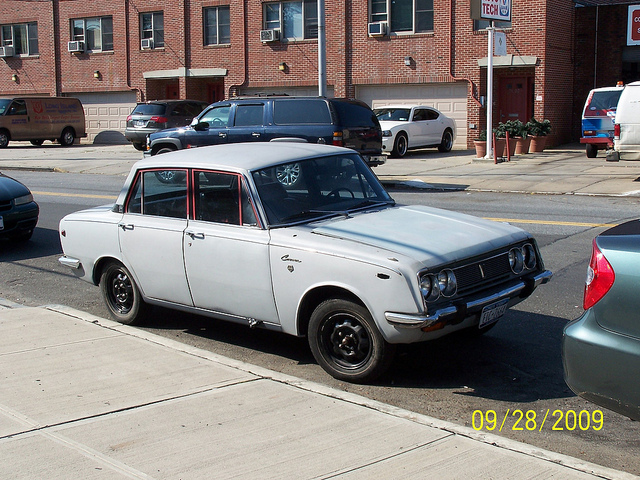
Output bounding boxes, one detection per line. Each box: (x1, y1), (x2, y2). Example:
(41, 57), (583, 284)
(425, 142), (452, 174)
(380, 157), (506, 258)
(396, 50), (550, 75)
(72, 92), (137, 144)
(355, 83), (468, 149)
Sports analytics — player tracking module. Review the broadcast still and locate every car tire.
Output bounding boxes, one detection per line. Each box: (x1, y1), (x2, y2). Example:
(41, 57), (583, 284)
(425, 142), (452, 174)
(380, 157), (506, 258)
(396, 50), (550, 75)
(132, 142), (146, 151)
(438, 129), (454, 153)
(586, 144), (597, 158)
(100, 262), (148, 325)
(308, 298), (396, 383)
(59, 128), (75, 147)
(0, 130), (10, 148)
(392, 133), (408, 158)
(30, 140), (44, 146)
(156, 147), (176, 155)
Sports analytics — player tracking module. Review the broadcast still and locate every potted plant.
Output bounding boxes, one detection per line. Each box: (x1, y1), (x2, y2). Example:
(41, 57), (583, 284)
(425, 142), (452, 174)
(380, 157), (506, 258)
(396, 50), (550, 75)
(527, 118), (551, 153)
(513, 120), (530, 155)
(474, 130), (487, 158)
(492, 124), (506, 158)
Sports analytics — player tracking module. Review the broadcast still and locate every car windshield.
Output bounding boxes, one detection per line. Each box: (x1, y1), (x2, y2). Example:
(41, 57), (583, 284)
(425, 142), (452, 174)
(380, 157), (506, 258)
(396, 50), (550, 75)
(252, 153), (394, 227)
(374, 108), (411, 122)
(0, 99), (11, 115)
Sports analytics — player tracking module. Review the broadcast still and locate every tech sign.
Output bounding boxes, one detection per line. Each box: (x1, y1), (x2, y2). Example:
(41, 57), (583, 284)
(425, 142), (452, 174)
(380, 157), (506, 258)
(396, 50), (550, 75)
(470, 0), (512, 22)
(628, 5), (640, 46)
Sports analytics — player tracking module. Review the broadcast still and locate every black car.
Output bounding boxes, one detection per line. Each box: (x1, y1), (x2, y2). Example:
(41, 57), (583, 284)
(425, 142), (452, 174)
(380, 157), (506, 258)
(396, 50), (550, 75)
(124, 100), (209, 151)
(0, 173), (39, 241)
(146, 96), (386, 166)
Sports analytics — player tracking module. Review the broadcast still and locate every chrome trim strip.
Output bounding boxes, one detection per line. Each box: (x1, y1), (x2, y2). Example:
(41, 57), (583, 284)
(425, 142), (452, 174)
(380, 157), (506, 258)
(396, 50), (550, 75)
(58, 256), (81, 269)
(386, 270), (552, 329)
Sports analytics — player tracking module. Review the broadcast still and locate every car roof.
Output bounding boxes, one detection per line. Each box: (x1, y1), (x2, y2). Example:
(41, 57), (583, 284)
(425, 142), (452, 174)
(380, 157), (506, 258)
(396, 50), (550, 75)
(374, 105), (435, 109)
(133, 142), (357, 173)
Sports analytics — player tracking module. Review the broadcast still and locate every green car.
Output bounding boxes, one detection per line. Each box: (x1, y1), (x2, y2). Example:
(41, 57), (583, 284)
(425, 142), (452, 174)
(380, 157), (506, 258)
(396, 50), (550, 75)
(563, 220), (640, 420)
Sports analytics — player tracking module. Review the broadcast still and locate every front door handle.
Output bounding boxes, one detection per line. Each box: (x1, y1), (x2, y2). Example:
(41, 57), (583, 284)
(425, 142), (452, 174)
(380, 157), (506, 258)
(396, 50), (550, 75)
(252, 132), (261, 137)
(218, 132), (227, 138)
(118, 223), (134, 231)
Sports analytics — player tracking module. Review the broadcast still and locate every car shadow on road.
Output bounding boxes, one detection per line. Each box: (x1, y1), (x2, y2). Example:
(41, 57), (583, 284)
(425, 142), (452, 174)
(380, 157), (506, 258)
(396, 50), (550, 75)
(0, 227), (61, 261)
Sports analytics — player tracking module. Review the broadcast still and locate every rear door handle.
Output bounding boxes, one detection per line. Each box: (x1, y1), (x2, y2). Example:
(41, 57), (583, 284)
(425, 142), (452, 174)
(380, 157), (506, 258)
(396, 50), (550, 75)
(218, 132), (227, 138)
(185, 230), (205, 240)
(252, 132), (261, 137)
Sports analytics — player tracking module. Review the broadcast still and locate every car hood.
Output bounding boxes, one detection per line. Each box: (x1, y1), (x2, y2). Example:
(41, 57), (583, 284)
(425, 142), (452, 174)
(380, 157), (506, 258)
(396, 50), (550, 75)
(310, 205), (529, 267)
(378, 120), (408, 131)
(0, 174), (30, 201)
(149, 126), (191, 139)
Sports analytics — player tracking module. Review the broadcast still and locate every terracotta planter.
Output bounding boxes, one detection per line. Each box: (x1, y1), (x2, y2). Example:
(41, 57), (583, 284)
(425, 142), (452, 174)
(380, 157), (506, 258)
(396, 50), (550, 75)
(529, 135), (546, 153)
(515, 136), (531, 155)
(493, 138), (506, 158)
(474, 140), (486, 158)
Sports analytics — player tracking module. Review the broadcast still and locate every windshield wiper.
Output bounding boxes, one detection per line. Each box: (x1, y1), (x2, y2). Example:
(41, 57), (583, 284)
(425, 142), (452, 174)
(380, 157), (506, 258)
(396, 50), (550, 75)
(348, 199), (394, 211)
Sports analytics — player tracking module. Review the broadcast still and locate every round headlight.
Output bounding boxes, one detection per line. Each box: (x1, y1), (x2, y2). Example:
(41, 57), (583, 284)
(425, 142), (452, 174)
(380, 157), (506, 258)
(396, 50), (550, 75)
(509, 247), (524, 274)
(523, 244), (537, 270)
(438, 269), (457, 297)
(421, 274), (440, 302)
(420, 275), (432, 297)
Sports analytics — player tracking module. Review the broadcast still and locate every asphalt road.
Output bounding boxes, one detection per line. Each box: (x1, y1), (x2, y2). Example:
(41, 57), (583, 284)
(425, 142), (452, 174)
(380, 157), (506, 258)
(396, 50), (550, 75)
(2, 170), (640, 475)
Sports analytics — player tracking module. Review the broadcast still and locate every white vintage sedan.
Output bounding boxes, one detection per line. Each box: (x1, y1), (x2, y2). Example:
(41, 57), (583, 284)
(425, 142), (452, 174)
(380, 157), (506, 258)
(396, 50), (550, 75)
(374, 105), (457, 157)
(59, 142), (551, 383)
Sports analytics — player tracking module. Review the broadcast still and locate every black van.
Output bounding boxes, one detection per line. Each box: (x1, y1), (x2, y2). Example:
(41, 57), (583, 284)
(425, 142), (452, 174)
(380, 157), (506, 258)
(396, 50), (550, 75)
(147, 96), (385, 166)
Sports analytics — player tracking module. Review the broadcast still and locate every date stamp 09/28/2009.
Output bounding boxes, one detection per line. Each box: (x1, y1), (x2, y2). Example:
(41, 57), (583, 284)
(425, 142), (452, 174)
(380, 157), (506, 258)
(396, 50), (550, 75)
(471, 409), (604, 432)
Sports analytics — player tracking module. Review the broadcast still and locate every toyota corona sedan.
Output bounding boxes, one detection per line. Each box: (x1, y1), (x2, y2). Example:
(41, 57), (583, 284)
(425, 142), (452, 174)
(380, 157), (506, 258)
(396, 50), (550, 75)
(59, 142), (551, 382)
(374, 105), (457, 158)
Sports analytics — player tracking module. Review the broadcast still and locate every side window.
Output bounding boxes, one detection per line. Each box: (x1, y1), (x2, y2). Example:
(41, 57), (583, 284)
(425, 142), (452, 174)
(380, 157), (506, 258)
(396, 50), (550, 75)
(234, 104), (264, 127)
(7, 100), (27, 115)
(425, 109), (439, 120)
(412, 109), (426, 121)
(126, 170), (187, 219)
(171, 103), (188, 116)
(194, 171), (257, 226)
(200, 105), (230, 127)
(273, 99), (331, 124)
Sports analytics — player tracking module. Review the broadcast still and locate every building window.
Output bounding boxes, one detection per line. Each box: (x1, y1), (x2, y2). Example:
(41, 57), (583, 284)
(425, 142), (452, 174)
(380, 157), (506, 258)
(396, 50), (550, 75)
(204, 6), (230, 45)
(141, 12), (164, 48)
(263, 1), (318, 40)
(1, 22), (38, 56)
(474, 20), (511, 31)
(370, 0), (433, 34)
(71, 17), (113, 52)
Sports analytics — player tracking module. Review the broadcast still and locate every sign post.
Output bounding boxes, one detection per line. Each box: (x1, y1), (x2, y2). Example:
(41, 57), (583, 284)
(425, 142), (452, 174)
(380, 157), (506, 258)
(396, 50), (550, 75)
(470, 0), (512, 159)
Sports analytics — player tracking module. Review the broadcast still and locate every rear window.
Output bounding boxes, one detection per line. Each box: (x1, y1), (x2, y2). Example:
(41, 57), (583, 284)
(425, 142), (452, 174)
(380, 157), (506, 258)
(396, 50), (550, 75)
(273, 99), (332, 125)
(584, 90), (622, 117)
(131, 104), (167, 116)
(332, 101), (379, 128)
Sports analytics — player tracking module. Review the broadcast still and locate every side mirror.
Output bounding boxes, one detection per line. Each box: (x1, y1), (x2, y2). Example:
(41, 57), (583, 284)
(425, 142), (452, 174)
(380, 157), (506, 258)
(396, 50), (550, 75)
(194, 121), (209, 132)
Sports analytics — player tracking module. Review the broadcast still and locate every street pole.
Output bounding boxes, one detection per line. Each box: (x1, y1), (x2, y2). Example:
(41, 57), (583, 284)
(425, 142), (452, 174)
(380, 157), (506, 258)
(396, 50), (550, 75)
(486, 21), (494, 159)
(318, 0), (327, 97)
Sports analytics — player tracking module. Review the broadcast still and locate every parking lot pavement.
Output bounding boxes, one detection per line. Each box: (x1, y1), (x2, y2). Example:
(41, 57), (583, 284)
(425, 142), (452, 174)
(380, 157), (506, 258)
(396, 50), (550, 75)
(0, 300), (635, 480)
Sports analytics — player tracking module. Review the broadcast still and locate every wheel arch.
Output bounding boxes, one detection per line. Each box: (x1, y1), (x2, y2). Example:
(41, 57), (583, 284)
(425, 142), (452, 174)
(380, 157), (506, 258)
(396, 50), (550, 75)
(296, 285), (366, 338)
(92, 256), (125, 286)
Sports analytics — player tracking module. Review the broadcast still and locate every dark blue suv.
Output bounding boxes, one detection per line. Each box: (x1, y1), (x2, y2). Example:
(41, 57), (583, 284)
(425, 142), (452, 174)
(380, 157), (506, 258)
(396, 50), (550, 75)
(146, 96), (385, 166)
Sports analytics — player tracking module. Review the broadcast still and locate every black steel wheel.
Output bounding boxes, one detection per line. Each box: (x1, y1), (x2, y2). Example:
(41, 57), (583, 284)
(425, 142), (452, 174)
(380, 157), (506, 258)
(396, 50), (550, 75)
(392, 133), (408, 158)
(308, 298), (395, 383)
(100, 262), (148, 325)
(438, 129), (454, 152)
(59, 127), (75, 147)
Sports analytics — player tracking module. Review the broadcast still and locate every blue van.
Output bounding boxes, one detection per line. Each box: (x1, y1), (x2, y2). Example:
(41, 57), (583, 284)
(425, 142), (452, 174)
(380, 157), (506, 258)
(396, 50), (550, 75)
(580, 84), (623, 158)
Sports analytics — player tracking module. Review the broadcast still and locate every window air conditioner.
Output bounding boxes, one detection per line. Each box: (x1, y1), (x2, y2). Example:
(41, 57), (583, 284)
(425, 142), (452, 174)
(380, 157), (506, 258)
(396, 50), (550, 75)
(260, 29), (280, 43)
(141, 38), (154, 50)
(0, 46), (15, 57)
(67, 41), (85, 53)
(367, 22), (387, 37)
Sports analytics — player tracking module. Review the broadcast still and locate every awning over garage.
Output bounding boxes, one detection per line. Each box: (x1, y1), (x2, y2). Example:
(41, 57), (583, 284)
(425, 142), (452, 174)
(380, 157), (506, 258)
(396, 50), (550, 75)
(143, 68), (227, 79)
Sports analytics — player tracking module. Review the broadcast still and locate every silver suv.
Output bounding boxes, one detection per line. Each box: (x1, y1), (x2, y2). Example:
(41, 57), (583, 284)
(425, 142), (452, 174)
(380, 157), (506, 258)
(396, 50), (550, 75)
(124, 100), (208, 151)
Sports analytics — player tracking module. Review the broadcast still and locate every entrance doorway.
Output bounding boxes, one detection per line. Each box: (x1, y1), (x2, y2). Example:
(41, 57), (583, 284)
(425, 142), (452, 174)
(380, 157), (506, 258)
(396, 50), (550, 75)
(497, 76), (533, 124)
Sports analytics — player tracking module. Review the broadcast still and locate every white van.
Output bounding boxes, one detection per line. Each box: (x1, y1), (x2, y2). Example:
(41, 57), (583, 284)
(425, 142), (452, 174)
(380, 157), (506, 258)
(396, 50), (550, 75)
(608, 81), (640, 161)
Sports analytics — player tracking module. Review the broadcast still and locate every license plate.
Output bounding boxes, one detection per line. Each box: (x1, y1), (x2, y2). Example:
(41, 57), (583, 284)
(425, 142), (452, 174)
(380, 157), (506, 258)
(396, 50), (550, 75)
(0, 216), (3, 230)
(479, 299), (509, 328)
(136, 120), (146, 126)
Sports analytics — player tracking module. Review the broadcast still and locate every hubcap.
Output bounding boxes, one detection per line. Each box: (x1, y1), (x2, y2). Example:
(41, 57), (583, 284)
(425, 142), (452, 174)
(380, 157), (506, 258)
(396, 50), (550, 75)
(110, 271), (133, 314)
(322, 315), (371, 369)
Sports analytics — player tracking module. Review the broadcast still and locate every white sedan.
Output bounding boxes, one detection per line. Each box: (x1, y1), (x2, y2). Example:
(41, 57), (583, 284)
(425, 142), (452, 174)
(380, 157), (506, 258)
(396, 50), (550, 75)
(374, 105), (457, 157)
(59, 142), (550, 383)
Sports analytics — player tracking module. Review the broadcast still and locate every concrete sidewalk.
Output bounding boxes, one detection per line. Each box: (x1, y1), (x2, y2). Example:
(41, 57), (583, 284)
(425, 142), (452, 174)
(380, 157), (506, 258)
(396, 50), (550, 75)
(0, 300), (636, 479)
(3, 142), (640, 196)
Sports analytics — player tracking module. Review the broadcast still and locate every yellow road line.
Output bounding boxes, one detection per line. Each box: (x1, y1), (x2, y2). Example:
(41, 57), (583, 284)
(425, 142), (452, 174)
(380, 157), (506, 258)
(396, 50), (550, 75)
(484, 217), (616, 228)
(33, 190), (117, 200)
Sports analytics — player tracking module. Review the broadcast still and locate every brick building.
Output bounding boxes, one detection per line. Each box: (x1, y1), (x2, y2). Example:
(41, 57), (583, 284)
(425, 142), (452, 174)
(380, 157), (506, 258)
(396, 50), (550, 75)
(0, 0), (638, 147)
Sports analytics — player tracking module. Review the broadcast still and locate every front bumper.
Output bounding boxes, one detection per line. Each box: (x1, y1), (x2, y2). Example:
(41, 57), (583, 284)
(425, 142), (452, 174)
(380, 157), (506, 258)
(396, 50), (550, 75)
(362, 154), (386, 167)
(385, 270), (552, 329)
(0, 203), (39, 238)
